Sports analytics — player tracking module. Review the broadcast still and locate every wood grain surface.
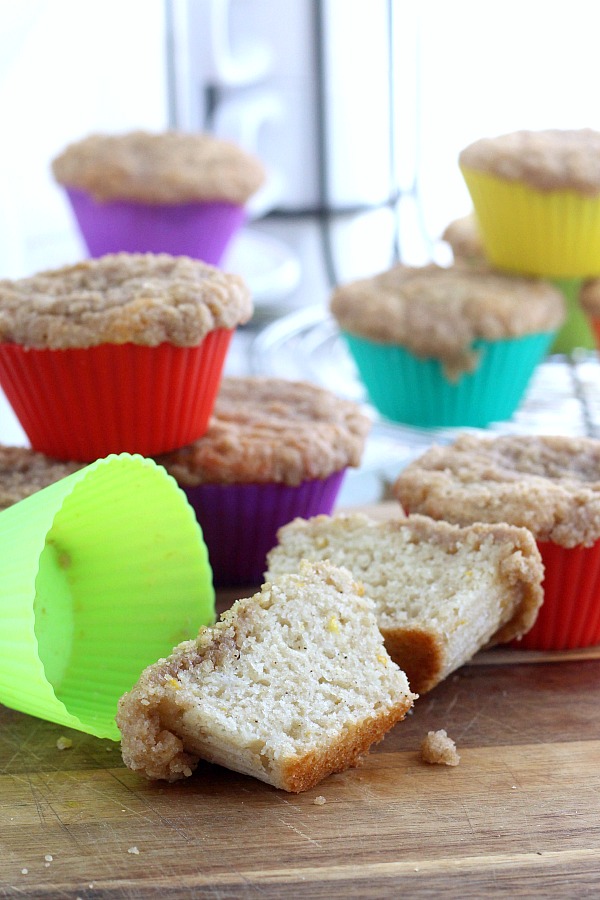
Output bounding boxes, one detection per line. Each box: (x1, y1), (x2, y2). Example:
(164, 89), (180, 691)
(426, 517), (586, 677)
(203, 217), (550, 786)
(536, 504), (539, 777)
(2, 503), (600, 898)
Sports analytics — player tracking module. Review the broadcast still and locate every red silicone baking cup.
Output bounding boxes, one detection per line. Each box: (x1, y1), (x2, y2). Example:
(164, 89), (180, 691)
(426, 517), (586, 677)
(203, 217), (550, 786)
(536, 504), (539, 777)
(181, 471), (347, 588)
(515, 539), (600, 650)
(0, 330), (233, 461)
(588, 317), (600, 352)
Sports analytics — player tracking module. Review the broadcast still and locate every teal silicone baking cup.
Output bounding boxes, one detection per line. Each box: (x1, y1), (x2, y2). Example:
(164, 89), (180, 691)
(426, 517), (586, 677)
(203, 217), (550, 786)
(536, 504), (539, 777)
(342, 331), (555, 428)
(0, 453), (214, 740)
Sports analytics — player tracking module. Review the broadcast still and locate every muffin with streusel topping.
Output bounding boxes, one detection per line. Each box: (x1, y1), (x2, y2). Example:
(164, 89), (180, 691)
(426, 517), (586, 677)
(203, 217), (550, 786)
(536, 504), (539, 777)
(460, 129), (600, 279)
(52, 130), (267, 264)
(330, 263), (564, 428)
(156, 376), (371, 587)
(393, 433), (600, 650)
(0, 252), (253, 461)
(0, 444), (84, 510)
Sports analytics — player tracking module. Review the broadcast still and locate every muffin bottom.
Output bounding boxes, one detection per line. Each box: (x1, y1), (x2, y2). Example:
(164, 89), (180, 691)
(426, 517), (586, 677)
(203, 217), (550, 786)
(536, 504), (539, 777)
(514, 539), (600, 650)
(0, 331), (234, 461)
(461, 167), (600, 278)
(342, 331), (555, 428)
(66, 187), (246, 265)
(181, 471), (347, 588)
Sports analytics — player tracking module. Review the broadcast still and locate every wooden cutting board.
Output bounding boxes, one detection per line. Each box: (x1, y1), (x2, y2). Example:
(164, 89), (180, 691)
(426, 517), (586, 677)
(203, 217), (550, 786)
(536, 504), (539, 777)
(2, 504), (600, 898)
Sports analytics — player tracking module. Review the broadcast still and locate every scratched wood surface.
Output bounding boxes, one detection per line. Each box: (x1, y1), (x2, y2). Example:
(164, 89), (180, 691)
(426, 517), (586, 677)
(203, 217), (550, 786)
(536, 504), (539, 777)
(2, 504), (600, 898)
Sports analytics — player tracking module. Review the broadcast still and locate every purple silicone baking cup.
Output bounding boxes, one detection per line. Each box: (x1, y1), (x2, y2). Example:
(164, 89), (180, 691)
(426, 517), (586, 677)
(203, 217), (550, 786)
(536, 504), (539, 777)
(65, 187), (246, 265)
(182, 470), (347, 588)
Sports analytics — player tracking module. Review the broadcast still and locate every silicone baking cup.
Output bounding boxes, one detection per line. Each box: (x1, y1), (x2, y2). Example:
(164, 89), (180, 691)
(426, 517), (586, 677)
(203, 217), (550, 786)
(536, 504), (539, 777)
(550, 278), (595, 353)
(461, 167), (600, 278)
(65, 187), (246, 266)
(0, 330), (233, 461)
(0, 453), (214, 739)
(342, 331), (555, 428)
(180, 471), (346, 587)
(515, 540), (600, 650)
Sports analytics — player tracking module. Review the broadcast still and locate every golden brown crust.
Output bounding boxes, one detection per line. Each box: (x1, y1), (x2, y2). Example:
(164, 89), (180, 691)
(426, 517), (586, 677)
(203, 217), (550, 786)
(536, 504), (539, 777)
(117, 562), (415, 789)
(280, 699), (413, 793)
(459, 129), (600, 196)
(267, 512), (544, 690)
(157, 377), (371, 486)
(0, 253), (252, 349)
(330, 263), (564, 379)
(379, 626), (444, 696)
(394, 433), (600, 548)
(52, 130), (266, 205)
(0, 445), (83, 510)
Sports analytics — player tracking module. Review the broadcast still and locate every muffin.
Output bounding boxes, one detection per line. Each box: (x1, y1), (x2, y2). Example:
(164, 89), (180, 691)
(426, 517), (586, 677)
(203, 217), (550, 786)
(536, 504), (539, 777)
(459, 129), (600, 278)
(441, 213), (486, 266)
(266, 511), (544, 693)
(330, 263), (564, 428)
(393, 433), (600, 650)
(442, 212), (594, 353)
(156, 376), (371, 587)
(0, 444), (83, 510)
(117, 560), (415, 790)
(0, 252), (253, 461)
(51, 130), (267, 265)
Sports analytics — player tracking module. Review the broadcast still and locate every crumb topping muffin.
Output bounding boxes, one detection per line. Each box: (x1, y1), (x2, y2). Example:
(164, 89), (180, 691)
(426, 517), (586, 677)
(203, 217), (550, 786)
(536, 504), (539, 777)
(441, 214), (486, 264)
(393, 433), (600, 547)
(157, 376), (371, 486)
(0, 445), (83, 510)
(459, 129), (600, 196)
(0, 253), (253, 349)
(51, 130), (267, 205)
(330, 264), (564, 378)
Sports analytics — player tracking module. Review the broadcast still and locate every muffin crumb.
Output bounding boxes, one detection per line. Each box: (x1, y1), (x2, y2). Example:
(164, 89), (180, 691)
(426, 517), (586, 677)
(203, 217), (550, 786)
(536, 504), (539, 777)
(313, 795), (327, 806)
(420, 729), (460, 766)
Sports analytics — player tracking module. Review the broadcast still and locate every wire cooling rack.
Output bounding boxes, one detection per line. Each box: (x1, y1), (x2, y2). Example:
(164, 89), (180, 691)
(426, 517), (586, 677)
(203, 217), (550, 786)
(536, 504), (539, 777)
(250, 305), (600, 504)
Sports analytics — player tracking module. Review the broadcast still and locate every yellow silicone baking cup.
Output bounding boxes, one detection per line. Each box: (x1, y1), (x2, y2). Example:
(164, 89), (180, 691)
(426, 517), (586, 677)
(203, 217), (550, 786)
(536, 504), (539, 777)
(461, 167), (600, 278)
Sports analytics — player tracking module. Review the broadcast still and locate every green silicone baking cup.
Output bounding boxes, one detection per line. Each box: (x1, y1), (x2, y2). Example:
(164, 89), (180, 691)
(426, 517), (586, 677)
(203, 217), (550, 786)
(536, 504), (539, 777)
(343, 331), (555, 428)
(0, 453), (214, 739)
(550, 278), (595, 353)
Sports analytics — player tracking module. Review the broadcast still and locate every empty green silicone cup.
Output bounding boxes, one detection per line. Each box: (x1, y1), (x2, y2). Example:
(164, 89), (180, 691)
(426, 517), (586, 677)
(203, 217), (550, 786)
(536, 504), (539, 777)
(0, 453), (214, 740)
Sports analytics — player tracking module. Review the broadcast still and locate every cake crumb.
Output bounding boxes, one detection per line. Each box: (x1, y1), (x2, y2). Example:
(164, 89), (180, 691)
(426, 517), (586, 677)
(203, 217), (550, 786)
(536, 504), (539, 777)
(127, 846), (140, 855)
(420, 729), (460, 766)
(313, 795), (327, 806)
(56, 736), (72, 751)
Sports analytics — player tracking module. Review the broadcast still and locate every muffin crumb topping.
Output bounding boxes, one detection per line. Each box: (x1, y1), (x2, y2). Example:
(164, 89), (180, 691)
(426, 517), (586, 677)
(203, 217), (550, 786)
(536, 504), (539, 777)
(0, 253), (253, 349)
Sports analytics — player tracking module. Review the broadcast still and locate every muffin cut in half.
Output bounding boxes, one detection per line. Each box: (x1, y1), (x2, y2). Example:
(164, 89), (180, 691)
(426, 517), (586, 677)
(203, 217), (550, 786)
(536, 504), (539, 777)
(266, 513), (544, 694)
(117, 560), (415, 792)
(393, 433), (600, 650)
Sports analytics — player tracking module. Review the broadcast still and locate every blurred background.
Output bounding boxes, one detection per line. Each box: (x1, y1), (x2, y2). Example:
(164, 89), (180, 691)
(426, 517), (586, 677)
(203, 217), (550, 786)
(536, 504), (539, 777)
(3, 0), (600, 298)
(2, 0), (600, 495)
